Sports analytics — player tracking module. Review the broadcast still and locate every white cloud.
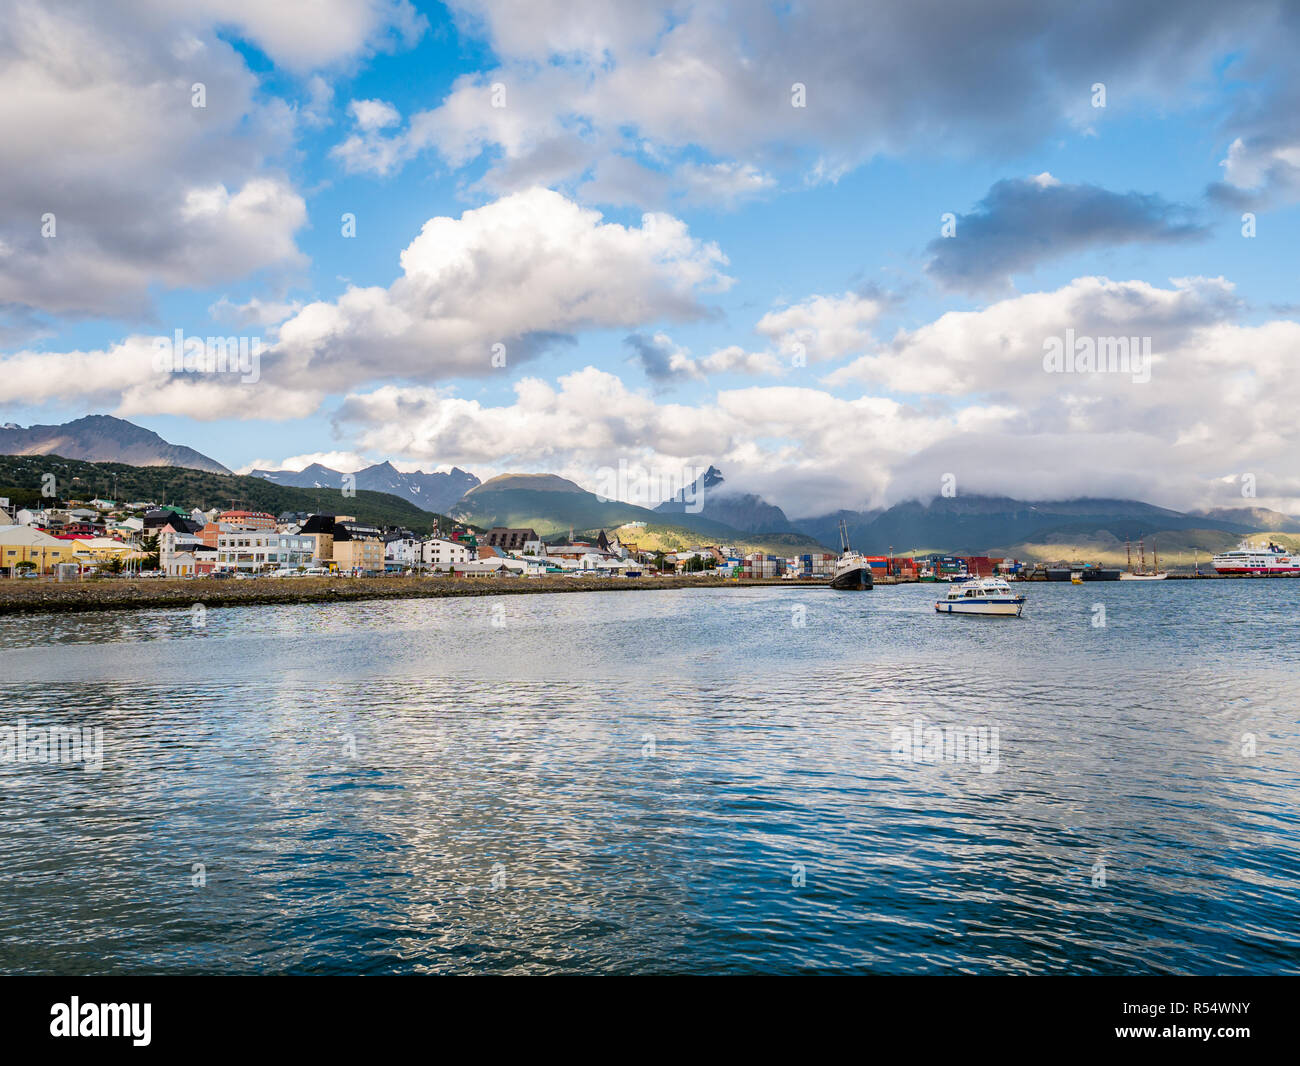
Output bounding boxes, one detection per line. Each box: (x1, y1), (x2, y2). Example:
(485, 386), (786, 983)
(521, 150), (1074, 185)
(755, 292), (885, 364)
(343, 0), (1293, 205)
(208, 295), (304, 328)
(825, 276), (1238, 396)
(1216, 135), (1300, 202)
(0, 188), (733, 416)
(317, 275), (1300, 516)
(267, 188), (732, 393)
(349, 98), (402, 131)
(0, 1), (366, 321)
(699, 345), (786, 376)
(237, 451), (372, 475)
(179, 0), (426, 71)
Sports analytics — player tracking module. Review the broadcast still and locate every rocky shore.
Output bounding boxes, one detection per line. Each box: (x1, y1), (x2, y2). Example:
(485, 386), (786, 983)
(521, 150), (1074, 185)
(0, 573), (809, 616)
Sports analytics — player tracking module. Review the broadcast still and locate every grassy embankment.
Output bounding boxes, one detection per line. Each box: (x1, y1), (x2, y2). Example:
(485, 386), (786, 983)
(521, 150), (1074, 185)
(0, 573), (822, 616)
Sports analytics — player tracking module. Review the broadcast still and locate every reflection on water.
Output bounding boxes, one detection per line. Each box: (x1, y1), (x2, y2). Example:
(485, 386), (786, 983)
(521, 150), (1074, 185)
(0, 582), (1297, 973)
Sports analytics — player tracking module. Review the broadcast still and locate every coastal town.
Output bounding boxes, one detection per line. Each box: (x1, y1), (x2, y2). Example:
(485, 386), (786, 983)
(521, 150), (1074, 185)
(5, 488), (1287, 592)
(0, 493), (1041, 583)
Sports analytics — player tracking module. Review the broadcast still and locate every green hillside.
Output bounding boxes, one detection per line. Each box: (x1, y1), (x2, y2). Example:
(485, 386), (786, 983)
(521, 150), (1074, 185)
(614, 523), (829, 555)
(993, 528), (1244, 568)
(454, 478), (830, 552)
(0, 454), (458, 532)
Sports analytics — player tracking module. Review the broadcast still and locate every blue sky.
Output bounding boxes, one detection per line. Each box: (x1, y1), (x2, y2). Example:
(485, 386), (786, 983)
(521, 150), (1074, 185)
(2, 1), (1299, 516)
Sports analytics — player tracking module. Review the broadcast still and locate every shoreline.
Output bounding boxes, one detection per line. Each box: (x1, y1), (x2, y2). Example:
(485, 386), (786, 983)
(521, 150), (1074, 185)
(0, 570), (1262, 617)
(0, 574), (827, 617)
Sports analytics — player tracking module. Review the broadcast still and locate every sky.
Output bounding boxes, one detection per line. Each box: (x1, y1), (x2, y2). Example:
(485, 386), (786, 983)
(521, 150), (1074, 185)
(2, 0), (1299, 518)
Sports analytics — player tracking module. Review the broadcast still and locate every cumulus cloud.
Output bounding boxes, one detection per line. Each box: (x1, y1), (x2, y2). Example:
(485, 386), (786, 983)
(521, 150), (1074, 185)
(755, 291), (884, 364)
(314, 275), (1300, 517)
(926, 175), (1206, 293)
(699, 345), (785, 376)
(180, 0), (426, 72)
(266, 188), (731, 394)
(1208, 136), (1300, 208)
(825, 276), (1240, 396)
(348, 98), (403, 131)
(337, 0), (1298, 204)
(0, 0), (428, 323)
(0, 188), (732, 415)
(330, 368), (958, 514)
(208, 295), (304, 328)
(624, 332), (704, 383)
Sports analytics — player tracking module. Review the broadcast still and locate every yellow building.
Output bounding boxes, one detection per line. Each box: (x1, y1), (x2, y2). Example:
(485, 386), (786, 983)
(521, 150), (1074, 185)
(68, 537), (135, 567)
(0, 526), (78, 573)
(332, 536), (384, 573)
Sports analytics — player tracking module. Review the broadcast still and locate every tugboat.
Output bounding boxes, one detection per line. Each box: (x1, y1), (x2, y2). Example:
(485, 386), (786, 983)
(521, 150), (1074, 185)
(829, 518), (873, 590)
(935, 577), (1026, 617)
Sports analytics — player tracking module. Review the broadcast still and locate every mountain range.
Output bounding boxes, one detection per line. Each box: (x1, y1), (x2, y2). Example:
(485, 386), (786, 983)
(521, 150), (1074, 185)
(0, 415), (229, 474)
(248, 460), (479, 514)
(655, 465), (795, 533)
(5, 416), (1299, 558)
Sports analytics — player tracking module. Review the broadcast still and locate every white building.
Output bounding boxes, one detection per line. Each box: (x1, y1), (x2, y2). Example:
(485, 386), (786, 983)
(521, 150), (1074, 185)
(159, 527), (204, 575)
(422, 537), (474, 571)
(385, 536), (422, 569)
(456, 560), (515, 578)
(216, 531), (315, 572)
(496, 556), (549, 577)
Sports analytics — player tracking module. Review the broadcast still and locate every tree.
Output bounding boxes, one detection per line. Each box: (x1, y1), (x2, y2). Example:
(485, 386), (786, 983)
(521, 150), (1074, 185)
(105, 555), (124, 575)
(140, 532), (161, 569)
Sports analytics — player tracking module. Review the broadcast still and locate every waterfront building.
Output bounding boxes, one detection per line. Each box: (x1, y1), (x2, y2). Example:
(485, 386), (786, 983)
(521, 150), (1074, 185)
(297, 514), (337, 563)
(217, 509), (276, 531)
(384, 534), (423, 569)
(158, 523), (205, 574)
(69, 537), (134, 568)
(483, 527), (539, 552)
(332, 520), (384, 574)
(0, 525), (78, 574)
(216, 530), (315, 572)
(421, 536), (474, 571)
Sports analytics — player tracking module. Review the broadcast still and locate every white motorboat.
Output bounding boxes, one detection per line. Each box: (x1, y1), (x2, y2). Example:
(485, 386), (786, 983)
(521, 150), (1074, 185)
(935, 577), (1025, 617)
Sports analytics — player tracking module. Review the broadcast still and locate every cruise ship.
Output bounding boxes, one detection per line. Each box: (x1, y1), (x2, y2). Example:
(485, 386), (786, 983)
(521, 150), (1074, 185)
(1211, 540), (1300, 576)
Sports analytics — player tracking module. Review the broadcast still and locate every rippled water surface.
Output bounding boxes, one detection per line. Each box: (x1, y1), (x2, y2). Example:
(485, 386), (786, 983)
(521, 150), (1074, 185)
(1, 580), (1298, 974)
